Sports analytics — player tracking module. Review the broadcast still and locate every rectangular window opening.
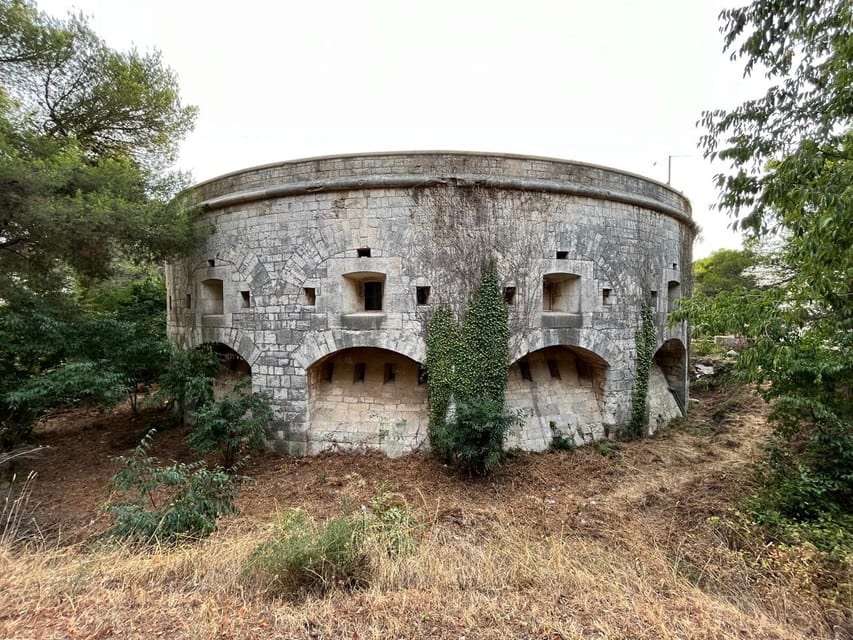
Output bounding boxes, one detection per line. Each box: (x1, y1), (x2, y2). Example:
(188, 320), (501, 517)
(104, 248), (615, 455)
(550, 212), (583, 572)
(650, 290), (658, 306)
(185, 293), (192, 309)
(207, 259), (215, 267)
(353, 362), (366, 383)
(519, 359), (532, 381)
(240, 290), (251, 308)
(503, 286), (516, 305)
(363, 281), (383, 311)
(602, 288), (612, 305)
(323, 362), (334, 383)
(357, 247), (371, 258)
(304, 287), (316, 305)
(416, 286), (431, 305)
(672, 262), (678, 270)
(547, 359), (561, 379)
(556, 250), (569, 259)
(383, 363), (396, 384)
(168, 295), (172, 310)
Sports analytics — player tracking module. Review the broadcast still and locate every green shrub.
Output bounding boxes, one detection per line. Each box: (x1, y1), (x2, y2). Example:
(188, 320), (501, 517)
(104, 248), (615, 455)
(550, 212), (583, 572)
(105, 430), (241, 543)
(244, 486), (417, 597)
(188, 383), (272, 469)
(425, 264), (513, 473)
(440, 398), (521, 475)
(155, 346), (220, 425)
(246, 509), (368, 596)
(548, 421), (576, 451)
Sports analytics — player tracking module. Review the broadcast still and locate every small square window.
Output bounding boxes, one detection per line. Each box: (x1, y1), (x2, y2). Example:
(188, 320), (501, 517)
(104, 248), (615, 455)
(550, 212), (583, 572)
(185, 293), (192, 309)
(357, 247), (371, 258)
(518, 360), (532, 381)
(323, 362), (334, 382)
(304, 287), (316, 305)
(503, 286), (516, 305)
(207, 259), (215, 267)
(556, 251), (569, 259)
(416, 286), (431, 305)
(363, 281), (383, 311)
(672, 262), (678, 270)
(240, 290), (251, 308)
(547, 359), (561, 379)
(602, 288), (612, 305)
(353, 363), (366, 383)
(383, 363), (396, 384)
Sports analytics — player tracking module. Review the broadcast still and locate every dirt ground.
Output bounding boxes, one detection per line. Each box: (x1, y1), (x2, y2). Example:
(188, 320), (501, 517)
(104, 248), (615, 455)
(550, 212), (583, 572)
(2, 383), (850, 639)
(10, 384), (764, 546)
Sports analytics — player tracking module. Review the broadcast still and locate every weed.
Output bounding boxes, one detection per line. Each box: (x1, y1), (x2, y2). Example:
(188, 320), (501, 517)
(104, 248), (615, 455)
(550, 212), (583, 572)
(244, 484), (417, 597)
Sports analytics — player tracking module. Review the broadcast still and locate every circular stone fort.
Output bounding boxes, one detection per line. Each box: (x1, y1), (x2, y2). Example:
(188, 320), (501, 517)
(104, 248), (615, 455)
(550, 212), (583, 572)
(165, 151), (695, 456)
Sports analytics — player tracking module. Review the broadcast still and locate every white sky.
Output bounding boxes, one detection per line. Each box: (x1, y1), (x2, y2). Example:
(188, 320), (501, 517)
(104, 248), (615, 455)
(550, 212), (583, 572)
(37, 0), (768, 259)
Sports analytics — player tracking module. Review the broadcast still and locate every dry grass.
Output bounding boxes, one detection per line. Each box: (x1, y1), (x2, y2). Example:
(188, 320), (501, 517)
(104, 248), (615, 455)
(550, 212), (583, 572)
(1, 384), (850, 639)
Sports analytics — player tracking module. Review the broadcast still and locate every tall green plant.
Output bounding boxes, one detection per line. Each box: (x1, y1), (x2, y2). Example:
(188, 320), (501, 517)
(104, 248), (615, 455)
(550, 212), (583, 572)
(684, 0), (853, 530)
(628, 304), (655, 439)
(424, 264), (516, 474)
(424, 305), (459, 457)
(189, 383), (272, 469)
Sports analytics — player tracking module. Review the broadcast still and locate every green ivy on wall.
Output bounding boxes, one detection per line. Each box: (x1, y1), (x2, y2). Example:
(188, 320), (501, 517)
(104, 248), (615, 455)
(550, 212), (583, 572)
(424, 263), (514, 473)
(628, 303), (656, 439)
(424, 304), (459, 458)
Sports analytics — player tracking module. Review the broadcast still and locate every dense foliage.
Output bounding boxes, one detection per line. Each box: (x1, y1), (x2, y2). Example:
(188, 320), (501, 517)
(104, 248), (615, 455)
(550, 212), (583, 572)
(693, 248), (758, 298)
(0, 1), (201, 447)
(106, 430), (241, 543)
(0, 277), (170, 446)
(244, 487), (417, 596)
(679, 0), (853, 535)
(0, 0), (201, 295)
(425, 264), (517, 474)
(627, 304), (655, 439)
(189, 382), (273, 469)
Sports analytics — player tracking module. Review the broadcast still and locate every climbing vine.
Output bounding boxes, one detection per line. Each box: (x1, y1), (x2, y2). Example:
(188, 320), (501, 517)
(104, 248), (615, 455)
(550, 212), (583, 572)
(424, 263), (515, 473)
(424, 305), (459, 458)
(628, 303), (656, 439)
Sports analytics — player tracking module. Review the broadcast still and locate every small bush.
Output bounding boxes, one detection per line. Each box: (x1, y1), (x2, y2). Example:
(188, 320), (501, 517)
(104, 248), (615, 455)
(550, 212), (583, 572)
(549, 421), (576, 451)
(244, 485), (417, 597)
(439, 398), (521, 475)
(189, 383), (272, 469)
(105, 430), (241, 544)
(245, 509), (369, 595)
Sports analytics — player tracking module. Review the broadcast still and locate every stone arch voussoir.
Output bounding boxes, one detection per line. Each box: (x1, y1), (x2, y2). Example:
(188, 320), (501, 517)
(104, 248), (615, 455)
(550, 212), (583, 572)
(295, 330), (426, 371)
(509, 330), (619, 369)
(188, 326), (262, 367)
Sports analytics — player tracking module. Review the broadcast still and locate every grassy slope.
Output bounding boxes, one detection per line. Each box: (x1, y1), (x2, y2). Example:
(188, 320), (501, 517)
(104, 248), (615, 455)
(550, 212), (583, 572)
(1, 383), (850, 639)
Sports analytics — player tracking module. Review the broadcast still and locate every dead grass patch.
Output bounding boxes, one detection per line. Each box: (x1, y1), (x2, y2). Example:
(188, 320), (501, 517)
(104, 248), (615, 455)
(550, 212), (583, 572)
(1, 384), (849, 639)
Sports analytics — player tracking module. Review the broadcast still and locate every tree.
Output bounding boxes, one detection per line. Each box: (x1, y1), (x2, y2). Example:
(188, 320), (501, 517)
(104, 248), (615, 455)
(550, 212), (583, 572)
(678, 0), (852, 532)
(692, 248), (758, 297)
(0, 0), (202, 295)
(0, 1), (201, 446)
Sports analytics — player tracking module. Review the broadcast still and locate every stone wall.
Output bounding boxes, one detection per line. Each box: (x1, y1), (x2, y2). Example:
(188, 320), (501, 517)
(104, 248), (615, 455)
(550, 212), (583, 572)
(166, 151), (694, 455)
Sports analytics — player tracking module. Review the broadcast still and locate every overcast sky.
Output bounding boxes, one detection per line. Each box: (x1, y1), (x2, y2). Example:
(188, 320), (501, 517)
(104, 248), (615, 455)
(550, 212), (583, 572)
(37, 0), (767, 258)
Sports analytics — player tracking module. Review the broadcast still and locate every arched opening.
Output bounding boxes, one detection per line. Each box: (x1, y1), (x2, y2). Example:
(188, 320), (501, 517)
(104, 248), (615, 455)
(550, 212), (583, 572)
(506, 345), (608, 451)
(648, 339), (687, 431)
(307, 347), (427, 456)
(202, 342), (251, 400)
